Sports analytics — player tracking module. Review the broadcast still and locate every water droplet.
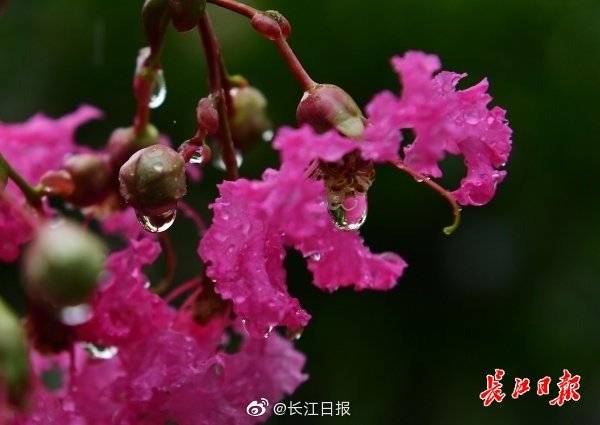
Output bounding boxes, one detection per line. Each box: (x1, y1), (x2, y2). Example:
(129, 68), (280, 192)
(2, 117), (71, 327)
(263, 325), (275, 339)
(262, 129), (274, 142)
(149, 69), (167, 109)
(287, 328), (304, 341)
(330, 193), (368, 231)
(60, 304), (92, 326)
(152, 164), (164, 172)
(464, 110), (481, 125)
(85, 343), (118, 360)
(189, 146), (210, 165)
(137, 209), (177, 233)
(311, 253), (321, 261)
(214, 149), (243, 171)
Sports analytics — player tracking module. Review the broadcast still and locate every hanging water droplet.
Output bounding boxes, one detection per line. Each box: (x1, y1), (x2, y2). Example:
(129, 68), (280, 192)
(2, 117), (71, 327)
(214, 149), (243, 171)
(287, 328), (304, 341)
(149, 69), (167, 109)
(60, 304), (92, 326)
(330, 193), (368, 231)
(85, 343), (119, 360)
(136, 209), (177, 233)
(189, 145), (210, 165)
(261, 129), (274, 142)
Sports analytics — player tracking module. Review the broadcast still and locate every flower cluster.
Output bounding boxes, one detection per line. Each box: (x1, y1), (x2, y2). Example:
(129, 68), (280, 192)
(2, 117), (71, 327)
(0, 0), (512, 423)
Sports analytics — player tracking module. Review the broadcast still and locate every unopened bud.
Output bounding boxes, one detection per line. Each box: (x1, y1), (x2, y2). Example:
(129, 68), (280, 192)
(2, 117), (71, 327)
(229, 86), (272, 151)
(119, 144), (187, 217)
(63, 154), (112, 207)
(297, 84), (365, 138)
(38, 170), (74, 197)
(169, 0), (206, 32)
(23, 221), (107, 307)
(106, 124), (159, 170)
(196, 96), (219, 135)
(0, 297), (29, 408)
(251, 10), (291, 41)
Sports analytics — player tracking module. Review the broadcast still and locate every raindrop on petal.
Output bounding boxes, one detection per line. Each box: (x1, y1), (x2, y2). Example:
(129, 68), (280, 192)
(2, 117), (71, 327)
(330, 193), (368, 231)
(149, 69), (167, 109)
(137, 209), (177, 233)
(85, 343), (119, 360)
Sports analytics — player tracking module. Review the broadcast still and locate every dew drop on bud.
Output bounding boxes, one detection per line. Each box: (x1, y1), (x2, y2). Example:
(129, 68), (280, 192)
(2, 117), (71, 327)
(149, 69), (167, 109)
(136, 209), (177, 233)
(189, 147), (208, 164)
(330, 193), (368, 231)
(85, 343), (119, 360)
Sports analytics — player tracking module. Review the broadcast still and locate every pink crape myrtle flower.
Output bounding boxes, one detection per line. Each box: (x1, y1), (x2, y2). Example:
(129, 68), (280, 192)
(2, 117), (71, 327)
(365, 51), (512, 205)
(199, 51), (511, 338)
(0, 105), (102, 262)
(55, 238), (305, 425)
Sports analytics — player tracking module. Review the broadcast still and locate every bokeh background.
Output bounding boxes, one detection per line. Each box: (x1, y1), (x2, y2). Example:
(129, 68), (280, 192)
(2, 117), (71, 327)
(1, 0), (599, 424)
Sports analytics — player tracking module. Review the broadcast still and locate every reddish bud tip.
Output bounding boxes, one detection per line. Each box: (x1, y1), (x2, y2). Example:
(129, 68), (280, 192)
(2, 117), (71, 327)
(23, 220), (107, 308)
(39, 170), (75, 198)
(297, 84), (365, 138)
(119, 144), (187, 217)
(251, 10), (291, 41)
(63, 153), (112, 207)
(196, 96), (220, 135)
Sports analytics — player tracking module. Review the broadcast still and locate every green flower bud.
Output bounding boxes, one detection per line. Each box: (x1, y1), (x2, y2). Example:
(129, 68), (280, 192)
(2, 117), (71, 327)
(230, 86), (272, 151)
(23, 221), (107, 307)
(63, 153), (112, 207)
(296, 84), (365, 138)
(106, 124), (159, 171)
(119, 144), (187, 217)
(0, 297), (29, 407)
(169, 0), (206, 32)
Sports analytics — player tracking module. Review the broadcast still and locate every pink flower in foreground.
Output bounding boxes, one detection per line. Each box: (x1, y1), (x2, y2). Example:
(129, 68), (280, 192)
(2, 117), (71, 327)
(0, 105), (102, 262)
(199, 51), (511, 338)
(54, 239), (304, 425)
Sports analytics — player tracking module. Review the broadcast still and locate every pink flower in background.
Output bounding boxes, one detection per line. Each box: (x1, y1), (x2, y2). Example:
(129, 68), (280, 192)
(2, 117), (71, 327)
(0, 105), (102, 262)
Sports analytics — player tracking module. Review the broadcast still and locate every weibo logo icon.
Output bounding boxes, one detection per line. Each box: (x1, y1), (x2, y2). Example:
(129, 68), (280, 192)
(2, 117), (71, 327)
(246, 398), (269, 417)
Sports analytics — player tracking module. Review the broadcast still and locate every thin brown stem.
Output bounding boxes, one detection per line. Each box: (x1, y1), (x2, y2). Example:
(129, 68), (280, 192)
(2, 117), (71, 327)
(178, 200), (207, 234)
(208, 0), (316, 91)
(391, 160), (462, 235)
(198, 12), (239, 180)
(164, 277), (202, 303)
(0, 153), (43, 212)
(274, 38), (316, 91)
(154, 233), (177, 294)
(207, 0), (256, 18)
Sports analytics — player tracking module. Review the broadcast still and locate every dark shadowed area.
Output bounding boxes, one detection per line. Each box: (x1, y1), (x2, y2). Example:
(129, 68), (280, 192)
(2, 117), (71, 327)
(1, 0), (599, 424)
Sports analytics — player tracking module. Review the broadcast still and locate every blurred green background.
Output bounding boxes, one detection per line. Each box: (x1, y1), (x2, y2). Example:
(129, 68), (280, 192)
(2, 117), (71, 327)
(1, 0), (599, 424)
